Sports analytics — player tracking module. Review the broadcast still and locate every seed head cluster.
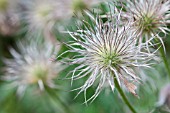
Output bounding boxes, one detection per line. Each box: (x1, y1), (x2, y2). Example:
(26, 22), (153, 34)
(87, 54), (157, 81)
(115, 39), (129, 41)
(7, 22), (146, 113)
(1, 0), (170, 105)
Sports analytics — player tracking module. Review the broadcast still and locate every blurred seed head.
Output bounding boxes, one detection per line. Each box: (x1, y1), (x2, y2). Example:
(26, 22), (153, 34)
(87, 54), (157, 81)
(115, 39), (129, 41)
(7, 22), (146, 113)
(3, 41), (62, 96)
(123, 0), (170, 46)
(23, 0), (72, 38)
(0, 0), (20, 36)
(67, 9), (156, 103)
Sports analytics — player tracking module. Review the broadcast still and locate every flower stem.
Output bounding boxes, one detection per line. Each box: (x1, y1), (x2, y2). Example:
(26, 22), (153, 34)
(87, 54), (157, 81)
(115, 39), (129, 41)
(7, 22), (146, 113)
(159, 46), (170, 79)
(155, 38), (170, 79)
(45, 86), (73, 113)
(113, 75), (137, 113)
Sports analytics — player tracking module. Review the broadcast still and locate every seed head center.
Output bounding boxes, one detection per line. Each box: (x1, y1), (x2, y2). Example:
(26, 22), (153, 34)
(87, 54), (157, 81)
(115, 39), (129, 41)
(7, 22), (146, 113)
(102, 52), (120, 67)
(28, 64), (48, 83)
(139, 14), (158, 33)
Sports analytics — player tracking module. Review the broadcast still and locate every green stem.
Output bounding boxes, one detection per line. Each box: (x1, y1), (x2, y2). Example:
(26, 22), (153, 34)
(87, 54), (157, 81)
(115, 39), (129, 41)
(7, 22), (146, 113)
(45, 86), (73, 113)
(55, 96), (73, 113)
(155, 38), (170, 79)
(159, 46), (170, 79)
(113, 75), (137, 113)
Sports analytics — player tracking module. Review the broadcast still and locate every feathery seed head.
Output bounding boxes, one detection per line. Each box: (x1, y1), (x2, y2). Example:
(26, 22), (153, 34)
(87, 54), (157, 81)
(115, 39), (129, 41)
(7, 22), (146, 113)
(67, 10), (155, 102)
(3, 41), (61, 96)
(26, 1), (55, 32)
(24, 0), (72, 37)
(124, 0), (170, 37)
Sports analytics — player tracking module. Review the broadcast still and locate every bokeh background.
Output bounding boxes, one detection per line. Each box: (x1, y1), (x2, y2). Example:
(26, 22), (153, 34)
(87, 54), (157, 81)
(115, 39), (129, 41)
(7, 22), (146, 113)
(0, 0), (170, 113)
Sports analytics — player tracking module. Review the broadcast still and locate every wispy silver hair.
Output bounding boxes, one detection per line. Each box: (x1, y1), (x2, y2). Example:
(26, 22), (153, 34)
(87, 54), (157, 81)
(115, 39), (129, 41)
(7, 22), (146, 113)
(123, 0), (170, 48)
(66, 9), (156, 103)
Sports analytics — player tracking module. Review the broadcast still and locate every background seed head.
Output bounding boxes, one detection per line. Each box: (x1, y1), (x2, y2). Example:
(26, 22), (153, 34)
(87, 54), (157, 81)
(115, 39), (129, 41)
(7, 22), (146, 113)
(3, 41), (62, 96)
(125, 0), (170, 36)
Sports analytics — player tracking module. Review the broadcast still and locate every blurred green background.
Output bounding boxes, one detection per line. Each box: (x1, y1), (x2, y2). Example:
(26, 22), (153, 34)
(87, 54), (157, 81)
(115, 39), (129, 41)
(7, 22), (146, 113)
(0, 0), (170, 113)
